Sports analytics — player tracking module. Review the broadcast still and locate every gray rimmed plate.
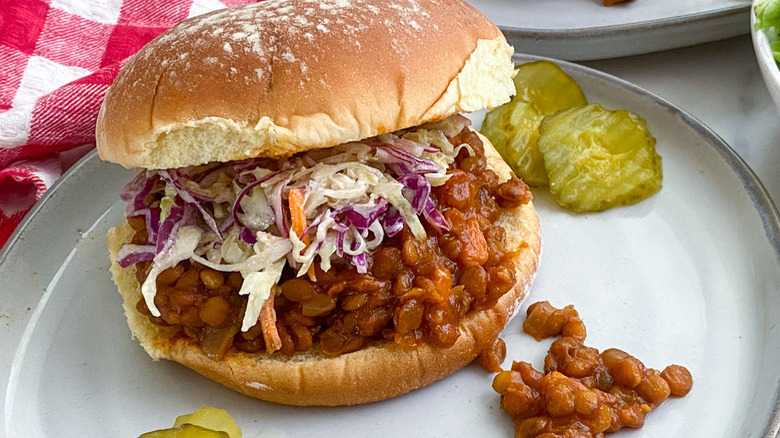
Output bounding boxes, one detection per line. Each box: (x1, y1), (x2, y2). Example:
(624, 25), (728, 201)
(1, 54), (779, 437)
(466, 0), (750, 60)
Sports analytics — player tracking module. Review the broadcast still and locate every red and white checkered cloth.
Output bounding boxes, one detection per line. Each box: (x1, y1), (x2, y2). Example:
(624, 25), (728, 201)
(0, 0), (260, 248)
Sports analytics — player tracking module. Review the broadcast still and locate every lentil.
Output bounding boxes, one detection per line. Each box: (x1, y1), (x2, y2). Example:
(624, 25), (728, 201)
(479, 337), (507, 373)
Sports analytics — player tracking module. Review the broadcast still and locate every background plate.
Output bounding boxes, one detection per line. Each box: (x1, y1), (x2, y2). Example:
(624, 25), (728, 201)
(465, 0), (750, 60)
(2, 54), (780, 437)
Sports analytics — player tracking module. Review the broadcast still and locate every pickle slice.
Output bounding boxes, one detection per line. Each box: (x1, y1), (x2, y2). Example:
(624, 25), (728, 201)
(481, 99), (548, 186)
(481, 61), (587, 187)
(139, 407), (241, 438)
(138, 424), (229, 438)
(513, 60), (588, 115)
(538, 104), (662, 213)
(174, 407), (242, 438)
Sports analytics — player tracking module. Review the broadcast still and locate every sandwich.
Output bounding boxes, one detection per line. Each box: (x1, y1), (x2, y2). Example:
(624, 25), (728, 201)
(97, 0), (541, 406)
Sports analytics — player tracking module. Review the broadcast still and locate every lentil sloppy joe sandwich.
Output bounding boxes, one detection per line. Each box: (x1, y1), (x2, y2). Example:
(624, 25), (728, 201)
(97, 0), (541, 406)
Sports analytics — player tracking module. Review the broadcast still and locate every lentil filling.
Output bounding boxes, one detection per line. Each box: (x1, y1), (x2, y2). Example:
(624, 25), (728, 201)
(128, 127), (532, 359)
(494, 301), (694, 437)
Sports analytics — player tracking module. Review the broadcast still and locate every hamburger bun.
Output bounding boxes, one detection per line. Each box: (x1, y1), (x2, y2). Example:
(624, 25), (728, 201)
(96, 0), (516, 169)
(99, 0), (541, 406)
(107, 134), (540, 406)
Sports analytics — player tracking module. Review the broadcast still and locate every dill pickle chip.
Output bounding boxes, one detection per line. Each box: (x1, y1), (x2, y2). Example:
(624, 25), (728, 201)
(538, 104), (662, 213)
(481, 99), (548, 186)
(139, 407), (241, 438)
(481, 61), (587, 187)
(138, 424), (229, 438)
(174, 407), (241, 438)
(513, 60), (588, 115)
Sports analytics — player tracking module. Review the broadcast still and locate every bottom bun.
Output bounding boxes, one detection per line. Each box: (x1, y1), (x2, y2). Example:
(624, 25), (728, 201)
(107, 137), (541, 406)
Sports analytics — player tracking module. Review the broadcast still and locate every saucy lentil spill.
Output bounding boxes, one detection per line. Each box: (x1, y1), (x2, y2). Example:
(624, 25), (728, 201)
(493, 301), (693, 438)
(130, 127), (532, 359)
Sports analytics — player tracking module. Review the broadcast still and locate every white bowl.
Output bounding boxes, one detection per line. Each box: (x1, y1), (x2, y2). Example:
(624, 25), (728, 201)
(752, 0), (780, 114)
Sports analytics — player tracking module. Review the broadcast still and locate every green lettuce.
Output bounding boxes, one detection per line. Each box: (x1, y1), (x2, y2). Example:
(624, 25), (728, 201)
(755, 0), (780, 64)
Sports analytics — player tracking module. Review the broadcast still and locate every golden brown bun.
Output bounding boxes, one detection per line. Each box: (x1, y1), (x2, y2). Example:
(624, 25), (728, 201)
(107, 132), (541, 406)
(96, 0), (516, 169)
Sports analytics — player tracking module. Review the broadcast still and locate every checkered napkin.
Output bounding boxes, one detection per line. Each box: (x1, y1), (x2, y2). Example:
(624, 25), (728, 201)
(0, 0), (259, 248)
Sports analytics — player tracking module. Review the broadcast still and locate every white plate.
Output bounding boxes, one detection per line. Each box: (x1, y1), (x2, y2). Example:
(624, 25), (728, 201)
(466, 0), (751, 60)
(751, 0), (780, 115)
(2, 54), (780, 437)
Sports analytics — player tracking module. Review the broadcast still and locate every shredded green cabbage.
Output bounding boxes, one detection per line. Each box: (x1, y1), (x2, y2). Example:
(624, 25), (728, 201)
(141, 226), (203, 316)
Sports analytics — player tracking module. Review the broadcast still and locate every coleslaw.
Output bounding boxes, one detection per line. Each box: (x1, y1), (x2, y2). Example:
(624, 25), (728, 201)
(118, 115), (472, 332)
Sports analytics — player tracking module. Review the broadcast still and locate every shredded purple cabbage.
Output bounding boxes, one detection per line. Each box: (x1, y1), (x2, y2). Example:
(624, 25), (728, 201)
(239, 227), (258, 245)
(117, 244), (156, 268)
(159, 170), (222, 239)
(344, 199), (389, 230)
(374, 145), (440, 174)
(397, 174), (430, 214)
(423, 198), (450, 233)
(381, 207), (405, 238)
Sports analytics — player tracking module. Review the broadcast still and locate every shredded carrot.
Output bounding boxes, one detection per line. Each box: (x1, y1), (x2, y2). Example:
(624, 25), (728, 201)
(260, 292), (282, 353)
(288, 187), (308, 241)
(288, 187), (317, 281)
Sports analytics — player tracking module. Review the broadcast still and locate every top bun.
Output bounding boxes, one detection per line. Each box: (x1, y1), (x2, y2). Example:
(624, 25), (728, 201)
(96, 0), (516, 169)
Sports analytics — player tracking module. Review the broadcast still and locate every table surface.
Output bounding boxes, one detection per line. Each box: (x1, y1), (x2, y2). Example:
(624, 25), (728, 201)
(581, 35), (780, 208)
